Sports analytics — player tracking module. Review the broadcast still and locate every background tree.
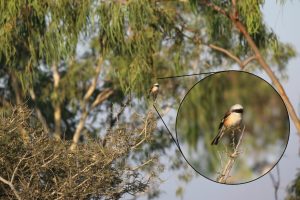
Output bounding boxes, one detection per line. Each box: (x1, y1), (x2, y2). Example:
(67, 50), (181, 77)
(286, 170), (300, 200)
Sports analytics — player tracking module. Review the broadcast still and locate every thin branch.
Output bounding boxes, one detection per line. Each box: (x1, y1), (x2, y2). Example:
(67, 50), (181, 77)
(70, 89), (113, 151)
(70, 111), (88, 151)
(83, 56), (103, 101)
(0, 176), (22, 200)
(241, 55), (257, 69)
(217, 125), (246, 183)
(131, 158), (154, 171)
(41, 155), (60, 168)
(70, 56), (113, 151)
(11, 153), (28, 183)
(209, 44), (242, 66)
(172, 18), (257, 70)
(132, 111), (153, 149)
(51, 63), (62, 140)
(110, 97), (131, 128)
(209, 44), (256, 69)
(269, 165), (280, 200)
(90, 89), (114, 110)
(10, 72), (22, 105)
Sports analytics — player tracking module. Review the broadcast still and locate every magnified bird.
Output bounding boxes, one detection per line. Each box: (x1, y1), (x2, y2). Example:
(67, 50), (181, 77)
(211, 104), (244, 145)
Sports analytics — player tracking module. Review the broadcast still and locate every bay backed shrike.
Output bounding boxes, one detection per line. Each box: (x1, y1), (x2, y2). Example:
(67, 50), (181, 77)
(148, 83), (159, 101)
(211, 104), (244, 145)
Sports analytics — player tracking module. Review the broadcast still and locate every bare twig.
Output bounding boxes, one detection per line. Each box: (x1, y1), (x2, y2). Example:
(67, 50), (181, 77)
(110, 98), (131, 127)
(2, 105), (154, 199)
(0, 176), (22, 200)
(41, 155), (60, 168)
(133, 111), (153, 149)
(269, 165), (280, 200)
(217, 125), (246, 183)
(11, 153), (28, 183)
(231, 130), (235, 150)
(132, 158), (154, 171)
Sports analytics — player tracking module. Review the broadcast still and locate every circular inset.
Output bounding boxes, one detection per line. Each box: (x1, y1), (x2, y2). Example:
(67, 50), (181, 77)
(175, 70), (289, 184)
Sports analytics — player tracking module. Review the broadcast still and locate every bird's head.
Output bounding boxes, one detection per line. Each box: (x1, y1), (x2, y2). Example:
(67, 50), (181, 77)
(230, 104), (244, 113)
(154, 83), (159, 87)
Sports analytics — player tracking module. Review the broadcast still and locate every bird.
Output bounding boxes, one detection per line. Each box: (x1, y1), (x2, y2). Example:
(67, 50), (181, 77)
(211, 104), (244, 145)
(148, 83), (159, 101)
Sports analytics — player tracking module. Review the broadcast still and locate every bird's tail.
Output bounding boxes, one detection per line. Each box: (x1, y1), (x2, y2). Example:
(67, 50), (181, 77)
(211, 135), (220, 145)
(211, 127), (224, 145)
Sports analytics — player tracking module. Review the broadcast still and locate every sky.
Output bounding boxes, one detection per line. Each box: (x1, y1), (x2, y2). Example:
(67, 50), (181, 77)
(156, 1), (300, 200)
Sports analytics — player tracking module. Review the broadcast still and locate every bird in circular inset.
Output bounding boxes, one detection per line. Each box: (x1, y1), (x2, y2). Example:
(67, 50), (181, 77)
(211, 104), (244, 145)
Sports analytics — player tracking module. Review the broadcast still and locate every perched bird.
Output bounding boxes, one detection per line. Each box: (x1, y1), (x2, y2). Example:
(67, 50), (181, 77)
(148, 83), (159, 101)
(211, 104), (244, 145)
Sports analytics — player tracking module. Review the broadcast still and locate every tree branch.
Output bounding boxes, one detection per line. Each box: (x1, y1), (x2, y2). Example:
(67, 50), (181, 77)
(233, 19), (300, 133)
(209, 44), (243, 66)
(11, 153), (28, 183)
(51, 63), (62, 140)
(10, 72), (22, 105)
(70, 56), (113, 151)
(231, 0), (238, 20)
(0, 176), (22, 200)
(241, 55), (257, 69)
(83, 57), (102, 101)
(90, 89), (114, 110)
(131, 158), (154, 171)
(203, 2), (300, 133)
(217, 125), (246, 183)
(209, 44), (256, 69)
(269, 165), (280, 200)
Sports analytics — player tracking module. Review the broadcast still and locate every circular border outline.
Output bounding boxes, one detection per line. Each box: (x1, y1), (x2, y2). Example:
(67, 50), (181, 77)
(174, 69), (290, 185)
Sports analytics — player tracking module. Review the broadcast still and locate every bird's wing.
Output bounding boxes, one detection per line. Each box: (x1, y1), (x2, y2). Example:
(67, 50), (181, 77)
(147, 86), (154, 98)
(149, 86), (153, 94)
(218, 110), (231, 129)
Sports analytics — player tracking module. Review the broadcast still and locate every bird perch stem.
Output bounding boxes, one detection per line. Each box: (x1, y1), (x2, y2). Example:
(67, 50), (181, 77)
(217, 125), (246, 183)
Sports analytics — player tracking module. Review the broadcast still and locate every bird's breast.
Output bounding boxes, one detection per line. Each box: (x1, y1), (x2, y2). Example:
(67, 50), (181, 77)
(223, 113), (242, 127)
(152, 87), (158, 92)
